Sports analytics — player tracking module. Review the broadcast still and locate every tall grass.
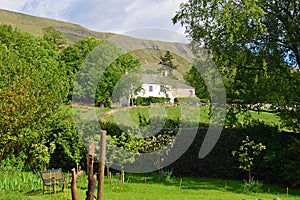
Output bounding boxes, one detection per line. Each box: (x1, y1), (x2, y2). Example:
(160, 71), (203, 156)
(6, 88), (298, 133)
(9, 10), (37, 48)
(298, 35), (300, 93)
(0, 166), (42, 191)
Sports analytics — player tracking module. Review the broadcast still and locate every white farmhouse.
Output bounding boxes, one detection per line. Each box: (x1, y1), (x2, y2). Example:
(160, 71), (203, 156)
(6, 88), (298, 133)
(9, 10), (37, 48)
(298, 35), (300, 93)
(135, 72), (195, 103)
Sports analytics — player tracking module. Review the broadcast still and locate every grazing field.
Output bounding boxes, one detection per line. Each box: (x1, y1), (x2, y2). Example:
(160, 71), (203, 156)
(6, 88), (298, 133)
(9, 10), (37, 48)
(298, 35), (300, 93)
(0, 169), (299, 200)
(99, 106), (282, 129)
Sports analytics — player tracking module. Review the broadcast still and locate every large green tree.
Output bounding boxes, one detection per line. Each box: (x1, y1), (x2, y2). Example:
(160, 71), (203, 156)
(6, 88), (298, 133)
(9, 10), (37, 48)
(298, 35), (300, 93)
(173, 0), (300, 131)
(60, 36), (102, 101)
(71, 39), (141, 107)
(95, 53), (141, 107)
(184, 66), (210, 101)
(0, 25), (84, 170)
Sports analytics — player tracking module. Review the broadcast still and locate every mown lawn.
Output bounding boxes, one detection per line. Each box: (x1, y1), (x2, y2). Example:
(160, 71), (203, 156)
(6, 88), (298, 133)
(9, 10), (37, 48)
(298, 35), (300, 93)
(1, 170), (299, 200)
(99, 105), (282, 129)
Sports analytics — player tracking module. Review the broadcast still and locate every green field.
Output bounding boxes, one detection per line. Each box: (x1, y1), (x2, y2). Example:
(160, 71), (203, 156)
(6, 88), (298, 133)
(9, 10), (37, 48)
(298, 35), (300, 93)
(99, 106), (282, 129)
(0, 169), (299, 200)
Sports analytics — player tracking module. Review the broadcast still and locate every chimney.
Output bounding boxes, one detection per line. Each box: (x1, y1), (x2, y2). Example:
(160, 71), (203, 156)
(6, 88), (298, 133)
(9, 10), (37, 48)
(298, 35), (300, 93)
(163, 70), (168, 77)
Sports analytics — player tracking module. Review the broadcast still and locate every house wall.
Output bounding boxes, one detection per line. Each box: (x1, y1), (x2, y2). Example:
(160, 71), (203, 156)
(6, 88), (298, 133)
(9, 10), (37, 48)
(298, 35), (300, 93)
(136, 83), (173, 102)
(172, 88), (195, 98)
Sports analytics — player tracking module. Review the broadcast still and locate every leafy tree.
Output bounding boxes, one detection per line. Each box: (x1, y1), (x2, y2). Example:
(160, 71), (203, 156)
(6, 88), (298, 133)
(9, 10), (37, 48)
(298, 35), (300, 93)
(140, 133), (175, 180)
(184, 66), (210, 101)
(158, 51), (177, 78)
(232, 136), (266, 183)
(42, 27), (67, 50)
(106, 131), (143, 170)
(60, 37), (102, 101)
(112, 73), (144, 106)
(71, 38), (141, 107)
(173, 0), (299, 67)
(95, 53), (141, 107)
(48, 106), (86, 170)
(0, 25), (74, 170)
(159, 51), (177, 69)
(105, 126), (175, 181)
(173, 0), (300, 130)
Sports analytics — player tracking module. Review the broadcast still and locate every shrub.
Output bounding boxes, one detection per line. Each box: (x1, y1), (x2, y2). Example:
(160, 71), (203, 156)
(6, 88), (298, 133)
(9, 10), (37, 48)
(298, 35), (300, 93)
(174, 97), (201, 105)
(241, 121), (300, 187)
(232, 136), (266, 183)
(243, 178), (263, 193)
(136, 97), (170, 106)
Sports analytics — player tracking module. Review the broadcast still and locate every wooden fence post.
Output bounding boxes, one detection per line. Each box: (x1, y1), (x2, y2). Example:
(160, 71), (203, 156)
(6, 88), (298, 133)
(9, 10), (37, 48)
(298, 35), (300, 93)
(71, 168), (83, 200)
(97, 130), (106, 200)
(86, 141), (96, 200)
(120, 168), (125, 184)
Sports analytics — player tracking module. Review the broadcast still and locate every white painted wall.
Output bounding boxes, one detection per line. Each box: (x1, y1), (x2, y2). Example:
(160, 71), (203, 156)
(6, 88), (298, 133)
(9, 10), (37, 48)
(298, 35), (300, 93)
(136, 83), (174, 102)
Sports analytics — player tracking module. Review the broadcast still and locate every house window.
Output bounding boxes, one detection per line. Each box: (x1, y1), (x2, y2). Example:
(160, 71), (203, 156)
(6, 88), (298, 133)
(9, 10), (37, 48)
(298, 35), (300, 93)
(160, 85), (164, 92)
(189, 90), (193, 97)
(149, 85), (153, 92)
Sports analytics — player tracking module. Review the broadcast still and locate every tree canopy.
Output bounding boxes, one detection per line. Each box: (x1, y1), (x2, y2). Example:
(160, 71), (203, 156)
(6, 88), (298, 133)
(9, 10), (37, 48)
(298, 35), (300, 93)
(173, 0), (300, 131)
(0, 25), (71, 169)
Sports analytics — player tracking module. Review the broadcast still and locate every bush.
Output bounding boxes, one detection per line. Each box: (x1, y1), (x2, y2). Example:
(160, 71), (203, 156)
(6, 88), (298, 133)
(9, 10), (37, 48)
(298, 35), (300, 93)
(174, 97), (201, 105)
(233, 121), (300, 187)
(169, 122), (300, 188)
(135, 97), (170, 106)
(243, 178), (263, 193)
(48, 107), (87, 171)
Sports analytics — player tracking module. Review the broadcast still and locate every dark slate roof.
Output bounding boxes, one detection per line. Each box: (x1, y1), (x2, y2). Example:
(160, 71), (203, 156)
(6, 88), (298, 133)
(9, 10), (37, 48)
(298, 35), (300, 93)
(137, 74), (194, 89)
(175, 82), (194, 89)
(140, 74), (162, 84)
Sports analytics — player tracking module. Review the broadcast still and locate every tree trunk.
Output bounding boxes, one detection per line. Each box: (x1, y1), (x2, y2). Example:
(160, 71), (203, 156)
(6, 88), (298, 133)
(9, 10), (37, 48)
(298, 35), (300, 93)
(248, 170), (252, 183)
(157, 159), (162, 181)
(106, 164), (110, 179)
(86, 141), (97, 200)
(71, 168), (83, 200)
(158, 168), (163, 181)
(97, 130), (106, 200)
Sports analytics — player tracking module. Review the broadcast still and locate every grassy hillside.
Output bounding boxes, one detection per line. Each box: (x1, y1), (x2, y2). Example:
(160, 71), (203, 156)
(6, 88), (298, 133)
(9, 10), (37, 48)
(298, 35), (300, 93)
(0, 9), (192, 73)
(0, 9), (114, 41)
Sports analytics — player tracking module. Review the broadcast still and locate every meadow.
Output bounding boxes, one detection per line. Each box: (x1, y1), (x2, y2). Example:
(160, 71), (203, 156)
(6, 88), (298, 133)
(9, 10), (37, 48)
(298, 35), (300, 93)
(99, 105), (282, 129)
(0, 167), (299, 200)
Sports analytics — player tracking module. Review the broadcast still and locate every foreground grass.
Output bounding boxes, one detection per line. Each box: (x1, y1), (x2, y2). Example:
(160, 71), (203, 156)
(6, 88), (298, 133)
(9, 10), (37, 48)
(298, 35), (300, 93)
(1, 171), (299, 200)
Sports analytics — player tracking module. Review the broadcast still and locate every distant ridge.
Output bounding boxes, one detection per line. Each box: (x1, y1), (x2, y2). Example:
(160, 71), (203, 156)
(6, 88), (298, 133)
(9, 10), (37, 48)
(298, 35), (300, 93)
(0, 9), (192, 73)
(0, 9), (115, 42)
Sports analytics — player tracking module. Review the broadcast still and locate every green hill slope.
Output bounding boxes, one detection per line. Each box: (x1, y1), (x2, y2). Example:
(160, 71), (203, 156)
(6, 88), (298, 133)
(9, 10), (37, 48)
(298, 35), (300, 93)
(0, 9), (114, 41)
(0, 9), (192, 73)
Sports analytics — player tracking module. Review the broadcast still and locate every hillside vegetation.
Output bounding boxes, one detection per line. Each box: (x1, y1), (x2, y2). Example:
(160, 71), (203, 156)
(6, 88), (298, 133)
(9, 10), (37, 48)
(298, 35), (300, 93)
(0, 9), (114, 41)
(0, 9), (192, 71)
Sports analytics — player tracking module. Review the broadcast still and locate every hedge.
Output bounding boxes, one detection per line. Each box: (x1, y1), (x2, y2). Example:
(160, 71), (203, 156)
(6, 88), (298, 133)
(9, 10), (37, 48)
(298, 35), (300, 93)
(98, 120), (300, 187)
(169, 128), (243, 179)
(135, 97), (171, 106)
(169, 123), (300, 188)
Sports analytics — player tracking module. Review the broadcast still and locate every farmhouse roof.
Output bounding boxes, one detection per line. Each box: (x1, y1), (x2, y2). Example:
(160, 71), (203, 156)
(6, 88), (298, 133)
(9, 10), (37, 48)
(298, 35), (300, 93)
(138, 74), (194, 89)
(175, 82), (194, 89)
